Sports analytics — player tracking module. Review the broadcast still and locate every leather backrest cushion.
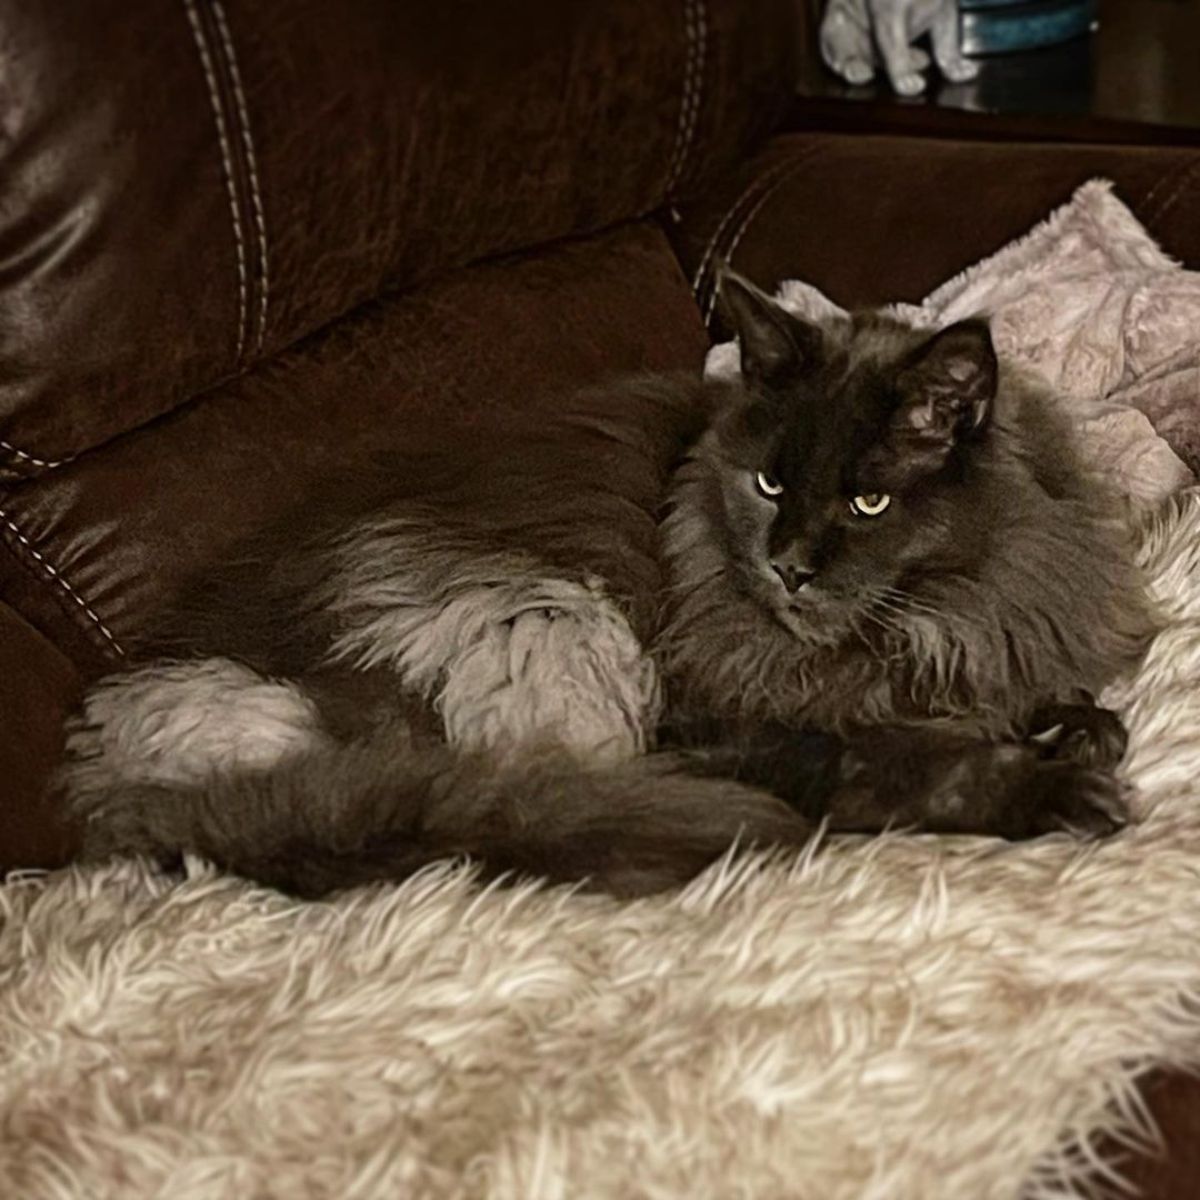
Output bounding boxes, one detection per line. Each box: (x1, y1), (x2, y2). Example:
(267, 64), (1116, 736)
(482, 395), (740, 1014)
(0, 0), (793, 479)
(0, 220), (709, 677)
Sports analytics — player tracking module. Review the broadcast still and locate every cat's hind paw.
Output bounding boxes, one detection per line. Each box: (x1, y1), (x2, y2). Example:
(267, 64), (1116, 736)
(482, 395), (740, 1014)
(938, 56), (980, 83)
(58, 658), (328, 822)
(889, 70), (927, 96)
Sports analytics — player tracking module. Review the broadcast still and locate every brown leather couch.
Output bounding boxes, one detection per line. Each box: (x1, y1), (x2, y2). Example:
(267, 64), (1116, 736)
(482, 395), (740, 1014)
(2, 1), (1198, 1193)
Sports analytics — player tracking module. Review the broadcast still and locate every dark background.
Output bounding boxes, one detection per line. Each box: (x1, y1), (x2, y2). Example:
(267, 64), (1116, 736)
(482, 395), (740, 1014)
(795, 0), (1200, 145)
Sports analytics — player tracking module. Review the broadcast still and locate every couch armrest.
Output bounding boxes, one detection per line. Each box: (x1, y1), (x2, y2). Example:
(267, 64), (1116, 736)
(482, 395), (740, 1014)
(669, 132), (1200, 327)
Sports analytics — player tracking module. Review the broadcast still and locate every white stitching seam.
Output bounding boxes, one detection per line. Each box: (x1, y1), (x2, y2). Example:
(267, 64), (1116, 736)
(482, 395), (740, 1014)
(702, 183), (788, 326)
(692, 145), (829, 327)
(690, 160), (793, 294)
(2, 1), (261, 474)
(182, 0), (248, 364)
(0, 509), (125, 656)
(1141, 160), (1193, 222)
(1145, 158), (1200, 226)
(211, 0), (270, 356)
(0, 441), (74, 471)
(664, 0), (707, 198)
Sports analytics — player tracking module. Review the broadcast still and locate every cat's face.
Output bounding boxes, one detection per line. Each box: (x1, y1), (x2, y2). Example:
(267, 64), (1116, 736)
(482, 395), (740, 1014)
(705, 273), (998, 640)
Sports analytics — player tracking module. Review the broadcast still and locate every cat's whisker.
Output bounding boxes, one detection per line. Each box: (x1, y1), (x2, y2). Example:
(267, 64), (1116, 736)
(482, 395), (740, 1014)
(857, 593), (912, 636)
(867, 593), (916, 623)
(854, 608), (900, 642)
(875, 586), (988, 634)
(879, 585), (939, 612)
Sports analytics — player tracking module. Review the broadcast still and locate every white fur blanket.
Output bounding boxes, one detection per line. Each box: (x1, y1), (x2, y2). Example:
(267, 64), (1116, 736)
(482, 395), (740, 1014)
(4, 185), (1200, 1200)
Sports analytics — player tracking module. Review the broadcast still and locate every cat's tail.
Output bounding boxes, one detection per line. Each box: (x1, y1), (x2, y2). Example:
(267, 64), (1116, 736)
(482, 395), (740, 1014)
(68, 739), (814, 899)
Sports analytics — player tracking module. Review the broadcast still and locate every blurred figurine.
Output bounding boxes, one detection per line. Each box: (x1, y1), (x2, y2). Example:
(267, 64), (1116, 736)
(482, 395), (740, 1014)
(820, 0), (979, 96)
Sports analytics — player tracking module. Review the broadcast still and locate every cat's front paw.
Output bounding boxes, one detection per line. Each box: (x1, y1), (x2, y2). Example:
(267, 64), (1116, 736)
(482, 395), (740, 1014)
(1028, 703), (1128, 770)
(916, 741), (1129, 841)
(1026, 761), (1130, 839)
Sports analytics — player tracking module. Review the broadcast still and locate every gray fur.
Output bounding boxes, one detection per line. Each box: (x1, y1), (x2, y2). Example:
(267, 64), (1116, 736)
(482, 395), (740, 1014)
(73, 737), (809, 900)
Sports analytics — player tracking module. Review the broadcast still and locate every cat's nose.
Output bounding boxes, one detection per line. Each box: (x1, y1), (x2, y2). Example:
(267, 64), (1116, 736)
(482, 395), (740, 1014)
(770, 560), (816, 593)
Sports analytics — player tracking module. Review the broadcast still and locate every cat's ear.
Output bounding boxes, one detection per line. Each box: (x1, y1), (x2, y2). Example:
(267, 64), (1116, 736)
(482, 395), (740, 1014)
(891, 320), (997, 464)
(716, 265), (822, 389)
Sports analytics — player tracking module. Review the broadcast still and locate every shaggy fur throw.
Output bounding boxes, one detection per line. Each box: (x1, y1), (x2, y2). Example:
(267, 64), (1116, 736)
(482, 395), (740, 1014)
(4, 185), (1200, 1199)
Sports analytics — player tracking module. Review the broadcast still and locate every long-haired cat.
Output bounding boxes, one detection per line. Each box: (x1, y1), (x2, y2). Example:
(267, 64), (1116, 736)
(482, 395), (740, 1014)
(59, 273), (1155, 898)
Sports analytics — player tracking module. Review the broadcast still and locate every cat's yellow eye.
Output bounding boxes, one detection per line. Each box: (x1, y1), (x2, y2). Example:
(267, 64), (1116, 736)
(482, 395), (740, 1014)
(755, 470), (784, 499)
(849, 493), (891, 517)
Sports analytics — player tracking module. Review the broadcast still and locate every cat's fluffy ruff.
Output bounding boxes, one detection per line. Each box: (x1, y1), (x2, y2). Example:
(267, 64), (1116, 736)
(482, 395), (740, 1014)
(661, 317), (1152, 735)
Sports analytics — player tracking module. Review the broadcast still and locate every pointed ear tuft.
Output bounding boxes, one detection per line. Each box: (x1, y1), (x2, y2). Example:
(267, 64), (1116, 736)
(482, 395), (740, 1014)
(716, 265), (822, 389)
(891, 320), (997, 466)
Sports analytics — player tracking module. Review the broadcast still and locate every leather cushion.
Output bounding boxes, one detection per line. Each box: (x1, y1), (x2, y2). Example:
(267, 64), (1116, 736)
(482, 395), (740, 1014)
(0, 0), (792, 479)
